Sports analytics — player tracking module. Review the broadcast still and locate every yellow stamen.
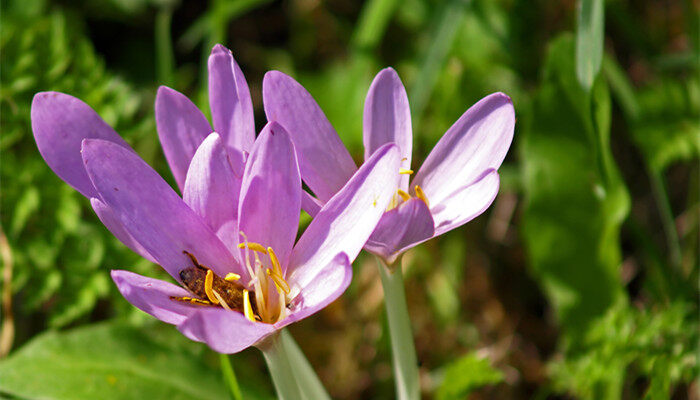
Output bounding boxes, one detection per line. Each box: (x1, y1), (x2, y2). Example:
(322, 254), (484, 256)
(225, 273), (241, 281)
(397, 189), (411, 202)
(399, 168), (414, 175)
(238, 231), (257, 283)
(267, 247), (282, 277)
(266, 268), (291, 295)
(204, 269), (219, 304)
(414, 185), (430, 207)
(170, 296), (211, 306)
(243, 290), (255, 322)
(237, 242), (268, 254)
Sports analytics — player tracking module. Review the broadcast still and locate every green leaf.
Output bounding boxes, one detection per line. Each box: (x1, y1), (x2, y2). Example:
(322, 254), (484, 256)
(520, 34), (629, 337)
(575, 0), (605, 90)
(0, 321), (274, 400)
(435, 353), (503, 400)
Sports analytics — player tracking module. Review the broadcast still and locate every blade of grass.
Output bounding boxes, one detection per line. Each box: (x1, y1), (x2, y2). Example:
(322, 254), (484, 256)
(575, 0), (605, 90)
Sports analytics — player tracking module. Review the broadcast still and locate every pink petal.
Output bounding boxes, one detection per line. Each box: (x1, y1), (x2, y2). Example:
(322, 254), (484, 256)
(238, 123), (301, 270)
(301, 190), (323, 217)
(363, 68), (413, 191)
(287, 143), (400, 289)
(155, 86), (213, 190)
(263, 71), (357, 202)
(82, 139), (243, 280)
(183, 133), (243, 254)
(364, 198), (435, 264)
(431, 169), (500, 236)
(31, 92), (132, 198)
(276, 253), (352, 328)
(208, 44), (255, 153)
(177, 307), (276, 354)
(90, 198), (156, 263)
(111, 270), (196, 325)
(412, 93), (514, 205)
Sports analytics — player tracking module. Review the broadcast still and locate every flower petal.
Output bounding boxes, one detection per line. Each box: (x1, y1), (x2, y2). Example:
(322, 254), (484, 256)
(276, 253), (351, 329)
(208, 44), (255, 153)
(238, 122), (301, 269)
(364, 198), (435, 264)
(431, 169), (500, 236)
(412, 92), (514, 204)
(155, 86), (213, 190)
(183, 132), (243, 253)
(90, 198), (156, 263)
(301, 190), (323, 217)
(177, 307), (276, 354)
(363, 68), (413, 191)
(288, 143), (400, 289)
(82, 139), (242, 280)
(111, 270), (196, 325)
(31, 92), (132, 198)
(263, 71), (357, 202)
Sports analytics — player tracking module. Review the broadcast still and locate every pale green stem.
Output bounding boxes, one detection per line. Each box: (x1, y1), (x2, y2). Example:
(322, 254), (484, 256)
(261, 329), (331, 400)
(649, 167), (683, 271)
(219, 353), (243, 400)
(261, 332), (304, 400)
(280, 329), (331, 400)
(376, 256), (420, 400)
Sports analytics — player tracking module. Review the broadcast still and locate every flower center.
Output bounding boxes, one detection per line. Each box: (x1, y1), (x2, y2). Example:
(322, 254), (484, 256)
(386, 184), (430, 211)
(237, 232), (291, 324)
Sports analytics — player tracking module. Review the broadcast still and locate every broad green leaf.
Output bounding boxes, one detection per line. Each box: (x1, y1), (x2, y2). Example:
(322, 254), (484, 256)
(435, 353), (503, 400)
(575, 0), (605, 90)
(520, 34), (629, 337)
(0, 321), (274, 400)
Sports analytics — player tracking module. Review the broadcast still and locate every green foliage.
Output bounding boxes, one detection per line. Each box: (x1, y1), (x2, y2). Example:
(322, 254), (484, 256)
(521, 34), (629, 336)
(435, 352), (504, 400)
(0, 6), (161, 328)
(0, 321), (274, 400)
(550, 301), (698, 399)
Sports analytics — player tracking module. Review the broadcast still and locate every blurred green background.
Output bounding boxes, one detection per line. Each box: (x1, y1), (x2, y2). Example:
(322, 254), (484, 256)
(0, 0), (698, 398)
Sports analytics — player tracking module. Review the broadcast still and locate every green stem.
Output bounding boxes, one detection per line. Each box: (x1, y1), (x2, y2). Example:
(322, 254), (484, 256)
(279, 329), (331, 400)
(649, 167), (683, 271)
(155, 6), (175, 86)
(220, 353), (243, 400)
(376, 256), (420, 400)
(261, 332), (304, 400)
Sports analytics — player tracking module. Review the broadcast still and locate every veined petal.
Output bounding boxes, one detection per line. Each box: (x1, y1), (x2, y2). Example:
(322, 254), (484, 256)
(177, 307), (276, 354)
(238, 122), (301, 269)
(262, 71), (357, 202)
(208, 44), (255, 153)
(82, 139), (242, 280)
(183, 133), (242, 253)
(31, 92), (132, 198)
(111, 270), (197, 325)
(431, 169), (500, 236)
(412, 93), (514, 204)
(364, 198), (434, 264)
(276, 253), (351, 329)
(363, 68), (413, 191)
(90, 198), (156, 263)
(155, 86), (213, 190)
(288, 143), (400, 289)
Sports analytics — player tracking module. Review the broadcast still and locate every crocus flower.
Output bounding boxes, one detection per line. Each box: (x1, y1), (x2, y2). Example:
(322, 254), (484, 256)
(31, 44), (402, 353)
(263, 68), (515, 264)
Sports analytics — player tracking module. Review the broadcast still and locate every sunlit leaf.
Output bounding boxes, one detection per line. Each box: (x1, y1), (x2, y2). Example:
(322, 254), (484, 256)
(435, 352), (503, 400)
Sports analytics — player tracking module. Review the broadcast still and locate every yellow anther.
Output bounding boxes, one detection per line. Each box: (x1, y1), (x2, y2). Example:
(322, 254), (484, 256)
(399, 168), (414, 175)
(243, 290), (255, 322)
(397, 189), (411, 202)
(204, 269), (219, 304)
(225, 273), (241, 281)
(237, 242), (268, 254)
(266, 268), (291, 295)
(414, 185), (430, 207)
(267, 247), (282, 277)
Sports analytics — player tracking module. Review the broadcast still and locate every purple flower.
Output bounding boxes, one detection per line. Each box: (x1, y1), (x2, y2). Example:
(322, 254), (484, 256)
(262, 68), (515, 264)
(31, 45), (402, 353)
